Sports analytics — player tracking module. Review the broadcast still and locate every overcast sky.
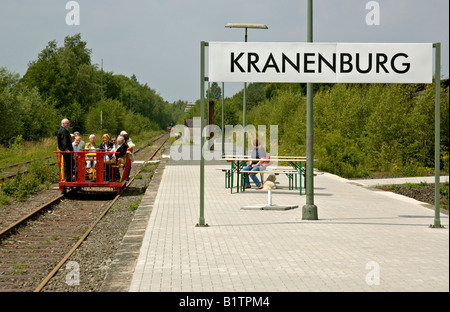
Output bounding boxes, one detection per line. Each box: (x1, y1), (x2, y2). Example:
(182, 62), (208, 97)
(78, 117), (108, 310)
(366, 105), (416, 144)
(1, 0), (448, 103)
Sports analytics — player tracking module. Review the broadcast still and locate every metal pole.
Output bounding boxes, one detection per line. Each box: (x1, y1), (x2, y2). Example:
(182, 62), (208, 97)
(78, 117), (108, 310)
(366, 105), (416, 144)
(243, 82), (247, 155)
(243, 28), (248, 155)
(432, 42), (442, 228)
(226, 24), (268, 154)
(197, 41), (208, 227)
(100, 59), (103, 130)
(302, 0), (318, 220)
(222, 82), (225, 156)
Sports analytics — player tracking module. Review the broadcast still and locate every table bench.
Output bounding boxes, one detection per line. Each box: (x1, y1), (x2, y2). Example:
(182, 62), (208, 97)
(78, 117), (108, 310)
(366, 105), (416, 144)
(216, 167), (232, 188)
(240, 169), (301, 192)
(221, 156), (316, 195)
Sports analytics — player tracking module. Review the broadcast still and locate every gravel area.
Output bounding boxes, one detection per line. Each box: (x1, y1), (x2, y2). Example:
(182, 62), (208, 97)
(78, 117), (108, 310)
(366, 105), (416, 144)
(378, 182), (449, 212)
(40, 139), (168, 292)
(41, 178), (152, 292)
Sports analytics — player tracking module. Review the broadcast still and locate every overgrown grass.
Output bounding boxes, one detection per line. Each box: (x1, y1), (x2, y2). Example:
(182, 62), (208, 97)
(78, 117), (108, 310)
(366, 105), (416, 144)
(0, 137), (56, 168)
(0, 160), (59, 202)
(128, 198), (141, 211)
(247, 83), (449, 179)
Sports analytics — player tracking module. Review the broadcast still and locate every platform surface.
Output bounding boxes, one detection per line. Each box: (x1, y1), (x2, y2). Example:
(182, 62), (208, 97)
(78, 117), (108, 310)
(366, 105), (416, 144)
(125, 158), (449, 292)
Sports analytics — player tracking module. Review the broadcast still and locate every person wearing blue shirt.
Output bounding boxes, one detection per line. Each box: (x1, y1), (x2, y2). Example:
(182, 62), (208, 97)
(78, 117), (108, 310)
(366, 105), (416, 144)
(72, 136), (82, 152)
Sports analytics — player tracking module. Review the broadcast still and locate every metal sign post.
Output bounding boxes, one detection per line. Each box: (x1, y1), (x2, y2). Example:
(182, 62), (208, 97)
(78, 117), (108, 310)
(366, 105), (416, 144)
(197, 41), (208, 227)
(302, 0), (318, 220)
(222, 82), (225, 156)
(432, 42), (442, 228)
(225, 23), (268, 155)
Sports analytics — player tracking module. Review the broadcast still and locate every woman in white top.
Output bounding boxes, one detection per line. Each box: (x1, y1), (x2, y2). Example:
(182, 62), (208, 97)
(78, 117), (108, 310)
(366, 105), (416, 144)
(85, 134), (96, 168)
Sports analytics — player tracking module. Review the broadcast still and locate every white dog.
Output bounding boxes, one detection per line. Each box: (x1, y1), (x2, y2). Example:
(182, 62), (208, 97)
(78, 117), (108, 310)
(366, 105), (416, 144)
(263, 174), (277, 190)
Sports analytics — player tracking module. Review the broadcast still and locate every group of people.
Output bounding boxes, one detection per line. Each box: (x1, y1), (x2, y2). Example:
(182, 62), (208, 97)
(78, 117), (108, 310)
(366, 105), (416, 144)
(57, 118), (134, 182)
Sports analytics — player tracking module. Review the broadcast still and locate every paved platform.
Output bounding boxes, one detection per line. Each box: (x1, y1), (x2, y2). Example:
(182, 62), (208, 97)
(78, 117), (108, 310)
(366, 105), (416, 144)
(105, 154), (449, 292)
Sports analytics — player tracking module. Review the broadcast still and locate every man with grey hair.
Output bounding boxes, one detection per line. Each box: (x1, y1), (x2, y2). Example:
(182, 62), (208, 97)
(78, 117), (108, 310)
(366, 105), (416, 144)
(120, 130), (134, 146)
(57, 118), (73, 182)
(111, 135), (128, 162)
(106, 135), (128, 181)
(73, 131), (85, 149)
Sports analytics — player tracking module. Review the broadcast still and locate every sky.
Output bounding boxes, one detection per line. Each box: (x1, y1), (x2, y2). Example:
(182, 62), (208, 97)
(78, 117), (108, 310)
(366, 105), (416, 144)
(1, 0), (448, 103)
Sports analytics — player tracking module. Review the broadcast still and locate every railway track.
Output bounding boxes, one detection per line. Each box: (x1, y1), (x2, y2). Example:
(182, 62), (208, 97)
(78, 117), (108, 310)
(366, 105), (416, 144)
(0, 133), (169, 292)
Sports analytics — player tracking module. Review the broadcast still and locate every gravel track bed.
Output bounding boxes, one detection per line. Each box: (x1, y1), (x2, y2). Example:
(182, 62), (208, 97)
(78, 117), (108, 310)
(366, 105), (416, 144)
(41, 138), (168, 292)
(0, 134), (168, 292)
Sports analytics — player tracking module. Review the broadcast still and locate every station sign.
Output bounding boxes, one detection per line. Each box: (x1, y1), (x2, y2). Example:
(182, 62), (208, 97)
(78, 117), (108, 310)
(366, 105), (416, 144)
(208, 42), (433, 83)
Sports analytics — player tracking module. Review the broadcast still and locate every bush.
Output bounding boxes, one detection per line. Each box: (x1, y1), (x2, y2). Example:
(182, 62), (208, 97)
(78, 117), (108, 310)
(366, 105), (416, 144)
(1, 172), (40, 201)
(85, 98), (157, 136)
(0, 192), (10, 205)
(1, 68), (58, 145)
(245, 82), (449, 178)
(315, 131), (368, 178)
(0, 161), (58, 202)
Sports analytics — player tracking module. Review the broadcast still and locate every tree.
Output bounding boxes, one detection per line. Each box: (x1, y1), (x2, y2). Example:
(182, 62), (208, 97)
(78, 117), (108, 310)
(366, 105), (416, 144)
(2, 34), (184, 144)
(21, 34), (97, 132)
(0, 67), (58, 145)
(206, 82), (221, 101)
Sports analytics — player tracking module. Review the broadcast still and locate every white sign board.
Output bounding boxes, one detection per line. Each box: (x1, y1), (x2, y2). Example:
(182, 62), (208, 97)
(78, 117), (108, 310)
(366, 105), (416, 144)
(209, 42), (433, 83)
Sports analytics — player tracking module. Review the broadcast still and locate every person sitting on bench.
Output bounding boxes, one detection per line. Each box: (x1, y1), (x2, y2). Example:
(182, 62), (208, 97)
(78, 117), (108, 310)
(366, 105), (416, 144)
(243, 138), (266, 190)
(106, 135), (128, 181)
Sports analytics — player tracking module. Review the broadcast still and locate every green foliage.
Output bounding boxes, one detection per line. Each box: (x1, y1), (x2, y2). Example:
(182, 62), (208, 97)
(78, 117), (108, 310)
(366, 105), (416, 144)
(29, 160), (59, 184)
(22, 35), (95, 113)
(1, 33), (182, 151)
(245, 82), (449, 178)
(0, 161), (58, 202)
(206, 82), (222, 101)
(128, 199), (141, 211)
(315, 131), (368, 178)
(211, 99), (241, 127)
(249, 89), (306, 152)
(441, 182), (449, 198)
(0, 137), (55, 168)
(86, 98), (128, 134)
(185, 80), (448, 179)
(104, 73), (174, 129)
(15, 33), (178, 137)
(16, 87), (58, 141)
(0, 192), (10, 205)
(264, 83), (304, 99)
(230, 83), (266, 112)
(0, 68), (59, 145)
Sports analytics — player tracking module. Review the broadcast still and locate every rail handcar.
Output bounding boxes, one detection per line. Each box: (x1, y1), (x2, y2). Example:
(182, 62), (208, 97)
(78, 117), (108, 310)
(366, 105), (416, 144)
(54, 148), (133, 194)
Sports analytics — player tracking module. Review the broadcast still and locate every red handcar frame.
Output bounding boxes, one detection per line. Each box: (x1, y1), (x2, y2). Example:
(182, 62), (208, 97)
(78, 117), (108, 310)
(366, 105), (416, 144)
(54, 148), (133, 194)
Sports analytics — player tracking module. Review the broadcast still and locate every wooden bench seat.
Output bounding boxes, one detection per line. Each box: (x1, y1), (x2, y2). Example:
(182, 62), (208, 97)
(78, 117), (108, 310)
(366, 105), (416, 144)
(218, 165), (316, 195)
(240, 170), (300, 192)
(239, 169), (317, 193)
